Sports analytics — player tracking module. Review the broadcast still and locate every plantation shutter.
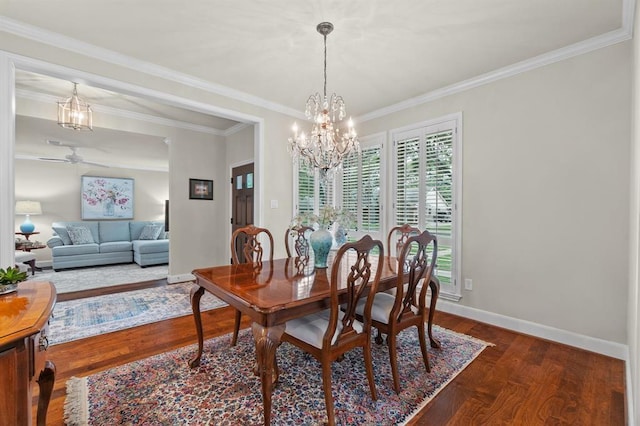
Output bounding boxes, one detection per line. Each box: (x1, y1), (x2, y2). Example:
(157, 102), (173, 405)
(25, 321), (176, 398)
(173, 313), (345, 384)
(296, 162), (315, 215)
(393, 118), (459, 297)
(342, 155), (359, 229)
(360, 146), (381, 233)
(338, 138), (383, 240)
(394, 134), (421, 227)
(424, 129), (453, 235)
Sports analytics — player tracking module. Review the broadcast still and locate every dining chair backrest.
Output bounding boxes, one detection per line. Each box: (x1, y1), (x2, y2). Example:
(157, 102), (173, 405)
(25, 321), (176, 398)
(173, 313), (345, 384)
(326, 234), (384, 348)
(231, 225), (274, 265)
(393, 230), (438, 321)
(387, 224), (421, 258)
(284, 225), (314, 258)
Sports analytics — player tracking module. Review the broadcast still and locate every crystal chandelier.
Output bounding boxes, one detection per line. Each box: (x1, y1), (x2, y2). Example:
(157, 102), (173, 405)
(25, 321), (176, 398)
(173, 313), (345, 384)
(57, 82), (93, 131)
(288, 22), (359, 177)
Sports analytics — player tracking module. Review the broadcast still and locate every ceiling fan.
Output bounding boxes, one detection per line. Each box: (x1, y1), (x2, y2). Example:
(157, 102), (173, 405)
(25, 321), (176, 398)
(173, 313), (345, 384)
(39, 140), (110, 168)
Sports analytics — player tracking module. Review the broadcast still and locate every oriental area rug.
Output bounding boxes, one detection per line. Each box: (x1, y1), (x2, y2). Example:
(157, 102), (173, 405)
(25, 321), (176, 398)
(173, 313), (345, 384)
(65, 326), (492, 425)
(49, 282), (227, 345)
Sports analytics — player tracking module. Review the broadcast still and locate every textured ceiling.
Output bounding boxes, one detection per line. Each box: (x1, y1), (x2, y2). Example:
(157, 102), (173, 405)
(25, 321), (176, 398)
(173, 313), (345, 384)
(2, 0), (626, 169)
(1, 0), (623, 117)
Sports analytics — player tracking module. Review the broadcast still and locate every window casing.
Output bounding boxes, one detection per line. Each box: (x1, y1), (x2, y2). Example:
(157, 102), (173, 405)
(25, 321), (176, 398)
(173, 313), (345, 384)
(391, 115), (461, 298)
(293, 113), (462, 299)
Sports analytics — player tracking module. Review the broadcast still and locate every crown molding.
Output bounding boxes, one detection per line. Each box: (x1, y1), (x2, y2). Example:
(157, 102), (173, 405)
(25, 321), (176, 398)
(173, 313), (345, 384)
(359, 25), (633, 123)
(223, 122), (252, 136)
(0, 0), (634, 125)
(16, 88), (226, 136)
(0, 16), (306, 121)
(15, 154), (168, 173)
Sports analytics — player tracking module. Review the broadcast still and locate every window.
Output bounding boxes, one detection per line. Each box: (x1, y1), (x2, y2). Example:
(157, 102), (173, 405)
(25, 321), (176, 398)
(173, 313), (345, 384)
(294, 162), (334, 215)
(292, 113), (462, 299)
(392, 115), (461, 298)
(337, 134), (384, 241)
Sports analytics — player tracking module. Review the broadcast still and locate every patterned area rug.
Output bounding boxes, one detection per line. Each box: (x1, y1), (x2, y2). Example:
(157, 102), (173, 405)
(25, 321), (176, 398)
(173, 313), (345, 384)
(65, 326), (491, 425)
(25, 263), (169, 294)
(49, 282), (226, 345)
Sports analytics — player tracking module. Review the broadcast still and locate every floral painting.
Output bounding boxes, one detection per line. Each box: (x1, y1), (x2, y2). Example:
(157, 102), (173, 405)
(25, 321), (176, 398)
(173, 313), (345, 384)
(81, 176), (134, 219)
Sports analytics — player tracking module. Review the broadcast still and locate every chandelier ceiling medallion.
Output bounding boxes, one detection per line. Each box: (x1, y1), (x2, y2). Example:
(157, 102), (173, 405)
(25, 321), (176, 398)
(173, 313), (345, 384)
(288, 22), (360, 177)
(57, 82), (93, 131)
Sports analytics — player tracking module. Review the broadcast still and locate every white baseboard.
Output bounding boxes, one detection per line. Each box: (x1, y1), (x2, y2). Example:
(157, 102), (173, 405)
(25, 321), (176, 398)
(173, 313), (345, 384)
(437, 299), (629, 360)
(167, 273), (195, 284)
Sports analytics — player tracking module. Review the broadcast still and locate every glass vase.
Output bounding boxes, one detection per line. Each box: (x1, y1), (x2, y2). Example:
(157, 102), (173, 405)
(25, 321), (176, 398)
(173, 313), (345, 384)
(310, 228), (333, 269)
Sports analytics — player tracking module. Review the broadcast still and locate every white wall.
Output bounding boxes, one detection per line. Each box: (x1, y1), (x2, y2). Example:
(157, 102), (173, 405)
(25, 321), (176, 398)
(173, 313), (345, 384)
(0, 18), (635, 358)
(359, 42), (632, 344)
(169, 129), (227, 274)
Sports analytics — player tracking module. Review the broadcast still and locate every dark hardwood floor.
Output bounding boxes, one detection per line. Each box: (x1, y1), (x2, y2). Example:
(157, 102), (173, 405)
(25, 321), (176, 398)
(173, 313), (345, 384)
(40, 284), (626, 425)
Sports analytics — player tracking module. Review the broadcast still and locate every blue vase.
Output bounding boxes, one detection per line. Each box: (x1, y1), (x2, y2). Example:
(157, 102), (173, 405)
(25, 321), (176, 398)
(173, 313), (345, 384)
(310, 228), (333, 269)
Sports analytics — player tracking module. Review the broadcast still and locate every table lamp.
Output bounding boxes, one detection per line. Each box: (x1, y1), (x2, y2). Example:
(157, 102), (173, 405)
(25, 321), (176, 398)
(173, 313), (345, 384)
(15, 200), (42, 233)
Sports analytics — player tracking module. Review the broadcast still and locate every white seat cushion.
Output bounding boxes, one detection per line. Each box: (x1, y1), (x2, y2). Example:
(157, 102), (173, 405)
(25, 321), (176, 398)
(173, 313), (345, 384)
(285, 309), (363, 348)
(356, 292), (418, 325)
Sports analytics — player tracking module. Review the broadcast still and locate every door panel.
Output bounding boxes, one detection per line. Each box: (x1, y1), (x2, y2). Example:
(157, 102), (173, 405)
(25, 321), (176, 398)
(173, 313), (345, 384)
(231, 163), (254, 263)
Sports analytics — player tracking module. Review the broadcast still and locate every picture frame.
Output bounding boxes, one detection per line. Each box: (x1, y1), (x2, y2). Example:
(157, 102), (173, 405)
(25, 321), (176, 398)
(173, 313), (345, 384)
(81, 176), (134, 220)
(189, 178), (213, 200)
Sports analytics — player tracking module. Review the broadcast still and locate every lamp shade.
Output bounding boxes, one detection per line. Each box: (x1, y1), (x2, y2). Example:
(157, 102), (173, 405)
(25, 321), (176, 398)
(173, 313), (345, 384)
(15, 201), (42, 233)
(15, 201), (42, 215)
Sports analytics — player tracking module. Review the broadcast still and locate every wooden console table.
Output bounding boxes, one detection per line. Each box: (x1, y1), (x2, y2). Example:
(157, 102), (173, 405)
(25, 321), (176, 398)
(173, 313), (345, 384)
(0, 281), (56, 426)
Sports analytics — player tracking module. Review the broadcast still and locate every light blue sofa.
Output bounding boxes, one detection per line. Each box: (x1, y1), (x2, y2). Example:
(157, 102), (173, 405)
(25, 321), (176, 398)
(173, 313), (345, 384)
(46, 220), (169, 270)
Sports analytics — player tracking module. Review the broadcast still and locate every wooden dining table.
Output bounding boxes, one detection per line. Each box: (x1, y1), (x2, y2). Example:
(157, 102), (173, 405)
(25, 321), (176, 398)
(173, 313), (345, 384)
(190, 255), (440, 425)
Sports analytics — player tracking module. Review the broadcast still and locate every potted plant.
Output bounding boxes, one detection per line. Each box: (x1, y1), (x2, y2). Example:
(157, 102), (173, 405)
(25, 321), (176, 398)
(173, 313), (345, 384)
(0, 266), (28, 295)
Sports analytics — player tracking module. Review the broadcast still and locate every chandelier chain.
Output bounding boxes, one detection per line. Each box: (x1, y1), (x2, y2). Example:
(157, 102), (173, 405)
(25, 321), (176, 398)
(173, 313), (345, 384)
(287, 22), (360, 178)
(323, 32), (327, 98)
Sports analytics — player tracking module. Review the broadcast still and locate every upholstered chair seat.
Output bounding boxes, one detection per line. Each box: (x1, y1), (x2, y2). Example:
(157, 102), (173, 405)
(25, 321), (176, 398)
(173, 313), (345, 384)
(285, 309), (364, 348)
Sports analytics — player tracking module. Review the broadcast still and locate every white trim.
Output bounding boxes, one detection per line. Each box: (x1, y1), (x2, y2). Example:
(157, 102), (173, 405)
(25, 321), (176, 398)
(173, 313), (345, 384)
(359, 25), (633, 123)
(437, 299), (629, 360)
(167, 273), (195, 284)
(0, 55), (15, 269)
(16, 88), (227, 136)
(224, 122), (252, 137)
(14, 154), (169, 173)
(389, 112), (463, 298)
(1, 1), (634, 125)
(0, 53), (265, 278)
(0, 17), (305, 121)
(6, 51), (261, 124)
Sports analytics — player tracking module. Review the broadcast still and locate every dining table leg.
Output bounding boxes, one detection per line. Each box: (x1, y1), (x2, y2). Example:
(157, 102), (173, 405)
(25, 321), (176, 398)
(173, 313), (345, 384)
(252, 323), (285, 425)
(188, 285), (206, 368)
(428, 276), (441, 349)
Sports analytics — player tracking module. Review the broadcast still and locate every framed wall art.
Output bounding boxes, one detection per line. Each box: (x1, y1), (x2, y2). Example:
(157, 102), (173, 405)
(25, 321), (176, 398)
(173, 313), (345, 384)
(81, 176), (134, 219)
(189, 178), (213, 200)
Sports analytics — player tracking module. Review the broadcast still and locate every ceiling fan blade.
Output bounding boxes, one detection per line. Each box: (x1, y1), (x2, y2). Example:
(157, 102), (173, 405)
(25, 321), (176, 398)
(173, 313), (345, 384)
(46, 140), (77, 148)
(38, 157), (69, 163)
(81, 161), (110, 168)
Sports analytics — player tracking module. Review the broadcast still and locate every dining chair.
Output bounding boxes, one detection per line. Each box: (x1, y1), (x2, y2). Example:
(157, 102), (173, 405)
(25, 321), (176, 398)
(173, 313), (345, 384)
(357, 229), (437, 394)
(230, 224), (274, 346)
(387, 223), (421, 258)
(284, 225), (313, 258)
(280, 235), (384, 426)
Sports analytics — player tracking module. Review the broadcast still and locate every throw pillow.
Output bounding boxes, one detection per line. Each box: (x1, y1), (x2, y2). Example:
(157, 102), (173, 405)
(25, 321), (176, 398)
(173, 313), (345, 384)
(67, 226), (95, 245)
(139, 225), (162, 240)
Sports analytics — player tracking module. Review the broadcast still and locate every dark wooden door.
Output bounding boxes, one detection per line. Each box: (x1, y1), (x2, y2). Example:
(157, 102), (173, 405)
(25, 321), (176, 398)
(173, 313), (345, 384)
(231, 163), (254, 263)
